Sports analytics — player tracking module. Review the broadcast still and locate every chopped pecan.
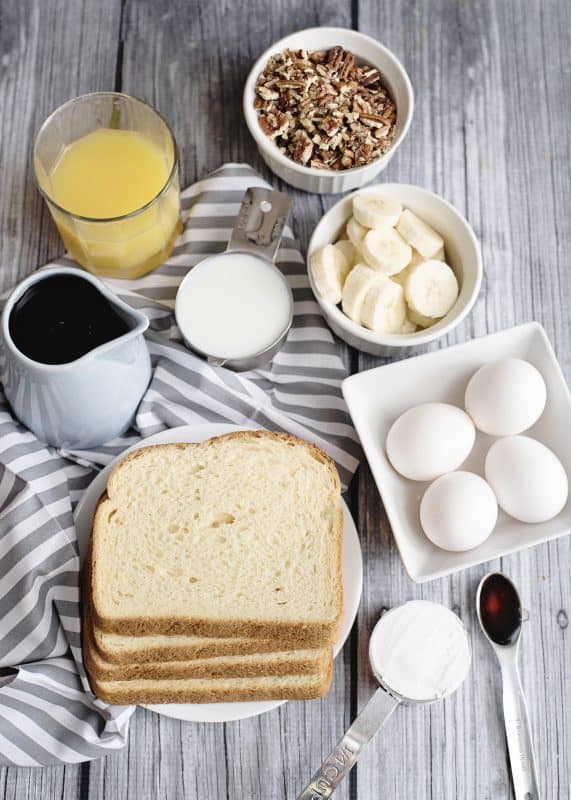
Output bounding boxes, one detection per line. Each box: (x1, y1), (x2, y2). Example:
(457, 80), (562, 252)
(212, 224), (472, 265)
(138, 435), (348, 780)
(253, 46), (397, 169)
(258, 111), (290, 139)
(276, 79), (307, 90)
(339, 51), (355, 80)
(327, 45), (344, 72)
(292, 132), (314, 165)
(359, 113), (387, 127)
(320, 115), (340, 137)
(360, 67), (381, 87)
(257, 86), (279, 101)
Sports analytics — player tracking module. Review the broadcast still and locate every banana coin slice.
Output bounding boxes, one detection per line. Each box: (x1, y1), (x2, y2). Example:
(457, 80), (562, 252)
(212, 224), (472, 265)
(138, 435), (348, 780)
(361, 228), (412, 275)
(396, 209), (444, 259)
(353, 194), (402, 229)
(360, 276), (407, 334)
(310, 244), (351, 304)
(405, 259), (459, 319)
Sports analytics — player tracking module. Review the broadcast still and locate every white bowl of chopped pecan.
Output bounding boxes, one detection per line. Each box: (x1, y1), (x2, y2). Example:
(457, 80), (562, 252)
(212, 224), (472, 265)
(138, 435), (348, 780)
(307, 184), (483, 356)
(243, 28), (414, 194)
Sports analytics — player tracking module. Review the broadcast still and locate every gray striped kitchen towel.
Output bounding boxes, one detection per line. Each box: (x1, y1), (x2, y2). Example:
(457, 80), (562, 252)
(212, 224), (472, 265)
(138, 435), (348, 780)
(0, 163), (361, 766)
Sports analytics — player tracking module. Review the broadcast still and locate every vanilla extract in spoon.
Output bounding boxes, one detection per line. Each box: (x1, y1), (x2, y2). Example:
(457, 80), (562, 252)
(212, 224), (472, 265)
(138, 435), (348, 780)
(476, 572), (541, 800)
(478, 572), (522, 646)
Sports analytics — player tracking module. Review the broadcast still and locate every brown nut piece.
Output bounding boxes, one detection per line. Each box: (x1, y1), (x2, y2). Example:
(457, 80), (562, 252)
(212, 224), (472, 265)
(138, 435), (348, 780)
(254, 46), (397, 170)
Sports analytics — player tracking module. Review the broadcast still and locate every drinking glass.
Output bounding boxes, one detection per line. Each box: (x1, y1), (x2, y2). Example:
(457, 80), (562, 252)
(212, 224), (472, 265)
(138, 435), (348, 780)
(33, 92), (182, 279)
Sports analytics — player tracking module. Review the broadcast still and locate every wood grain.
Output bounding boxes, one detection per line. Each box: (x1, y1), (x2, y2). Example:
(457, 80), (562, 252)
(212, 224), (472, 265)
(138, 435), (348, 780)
(0, 0), (122, 292)
(356, 3), (571, 800)
(0, 0), (569, 797)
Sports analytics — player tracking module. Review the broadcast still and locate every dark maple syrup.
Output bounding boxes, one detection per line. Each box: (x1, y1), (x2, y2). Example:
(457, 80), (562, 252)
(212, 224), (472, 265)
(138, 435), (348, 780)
(8, 274), (130, 365)
(479, 573), (522, 646)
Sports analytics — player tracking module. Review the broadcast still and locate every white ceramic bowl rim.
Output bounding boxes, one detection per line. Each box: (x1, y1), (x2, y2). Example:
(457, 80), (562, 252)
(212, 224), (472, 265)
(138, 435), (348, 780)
(307, 183), (483, 348)
(243, 27), (414, 179)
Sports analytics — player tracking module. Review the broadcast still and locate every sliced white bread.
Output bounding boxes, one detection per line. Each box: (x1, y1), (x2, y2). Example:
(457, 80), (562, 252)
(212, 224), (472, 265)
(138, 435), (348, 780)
(93, 625), (300, 664)
(84, 620), (331, 681)
(89, 665), (334, 705)
(91, 432), (343, 644)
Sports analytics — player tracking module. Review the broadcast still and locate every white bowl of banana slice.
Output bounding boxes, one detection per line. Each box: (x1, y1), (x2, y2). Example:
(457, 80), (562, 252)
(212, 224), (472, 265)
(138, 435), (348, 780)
(308, 184), (483, 356)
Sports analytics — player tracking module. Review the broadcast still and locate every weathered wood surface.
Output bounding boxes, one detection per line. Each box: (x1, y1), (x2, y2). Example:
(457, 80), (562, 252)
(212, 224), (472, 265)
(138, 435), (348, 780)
(0, 0), (569, 798)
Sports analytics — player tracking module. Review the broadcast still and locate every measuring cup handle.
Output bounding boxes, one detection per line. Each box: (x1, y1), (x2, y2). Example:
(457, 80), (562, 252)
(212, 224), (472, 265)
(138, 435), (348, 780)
(297, 688), (399, 800)
(226, 187), (291, 263)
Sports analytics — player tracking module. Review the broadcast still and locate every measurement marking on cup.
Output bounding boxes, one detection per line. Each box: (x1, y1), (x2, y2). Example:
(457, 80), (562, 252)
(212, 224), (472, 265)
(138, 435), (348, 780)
(306, 741), (357, 798)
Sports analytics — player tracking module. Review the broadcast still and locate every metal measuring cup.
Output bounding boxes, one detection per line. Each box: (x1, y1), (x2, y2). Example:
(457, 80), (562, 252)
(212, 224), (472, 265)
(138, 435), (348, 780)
(175, 187), (293, 371)
(297, 602), (472, 799)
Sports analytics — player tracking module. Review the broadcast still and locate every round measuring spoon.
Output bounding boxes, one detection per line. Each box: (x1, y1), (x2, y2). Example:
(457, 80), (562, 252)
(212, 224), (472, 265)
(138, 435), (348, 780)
(297, 601), (471, 799)
(476, 572), (541, 800)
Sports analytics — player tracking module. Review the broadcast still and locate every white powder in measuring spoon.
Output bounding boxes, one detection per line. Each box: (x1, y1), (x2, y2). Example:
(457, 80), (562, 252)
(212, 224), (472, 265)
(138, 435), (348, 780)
(369, 600), (471, 702)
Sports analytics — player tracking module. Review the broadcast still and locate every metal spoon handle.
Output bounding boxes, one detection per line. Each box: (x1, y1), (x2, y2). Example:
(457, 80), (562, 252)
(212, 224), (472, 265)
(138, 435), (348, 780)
(297, 688), (399, 799)
(501, 661), (541, 800)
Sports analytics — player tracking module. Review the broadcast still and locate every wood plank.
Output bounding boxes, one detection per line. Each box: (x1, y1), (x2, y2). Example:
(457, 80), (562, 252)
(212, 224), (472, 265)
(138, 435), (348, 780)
(0, 0), (119, 794)
(1, 766), (82, 800)
(0, 0), (122, 292)
(356, 2), (571, 799)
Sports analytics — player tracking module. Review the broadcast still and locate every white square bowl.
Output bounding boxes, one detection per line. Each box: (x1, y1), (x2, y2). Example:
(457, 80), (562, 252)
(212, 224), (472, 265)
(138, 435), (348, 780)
(342, 322), (571, 582)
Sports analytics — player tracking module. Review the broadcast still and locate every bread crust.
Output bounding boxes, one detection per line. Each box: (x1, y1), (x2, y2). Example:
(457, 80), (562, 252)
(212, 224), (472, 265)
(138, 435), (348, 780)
(93, 626), (303, 664)
(85, 619), (331, 681)
(88, 654), (334, 705)
(90, 431), (344, 644)
(83, 534), (335, 706)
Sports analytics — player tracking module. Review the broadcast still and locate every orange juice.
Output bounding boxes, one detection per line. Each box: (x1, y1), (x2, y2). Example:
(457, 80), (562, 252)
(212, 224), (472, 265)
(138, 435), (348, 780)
(51, 129), (170, 218)
(40, 127), (181, 278)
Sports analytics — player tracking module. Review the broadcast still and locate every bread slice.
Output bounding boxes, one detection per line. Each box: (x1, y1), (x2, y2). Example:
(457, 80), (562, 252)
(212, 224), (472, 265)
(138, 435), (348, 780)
(89, 662), (334, 705)
(93, 625), (301, 664)
(91, 432), (343, 644)
(84, 621), (331, 681)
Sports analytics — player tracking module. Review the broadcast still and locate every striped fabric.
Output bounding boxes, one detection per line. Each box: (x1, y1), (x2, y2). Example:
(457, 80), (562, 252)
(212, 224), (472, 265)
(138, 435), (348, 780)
(0, 164), (360, 766)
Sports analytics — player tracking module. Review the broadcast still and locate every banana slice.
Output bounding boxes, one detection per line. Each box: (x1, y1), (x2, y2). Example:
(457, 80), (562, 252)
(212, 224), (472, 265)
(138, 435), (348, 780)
(346, 217), (368, 252)
(361, 276), (407, 334)
(391, 262), (412, 287)
(396, 210), (444, 259)
(334, 239), (356, 268)
(342, 264), (380, 323)
(408, 307), (439, 328)
(310, 244), (351, 304)
(399, 317), (417, 333)
(410, 246), (445, 268)
(361, 228), (412, 275)
(405, 259), (459, 319)
(395, 246), (446, 287)
(353, 194), (403, 230)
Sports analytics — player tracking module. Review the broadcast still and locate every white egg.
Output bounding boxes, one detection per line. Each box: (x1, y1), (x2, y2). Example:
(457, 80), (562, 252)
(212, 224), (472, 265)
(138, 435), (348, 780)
(485, 436), (568, 523)
(420, 471), (498, 551)
(386, 402), (476, 481)
(465, 358), (546, 436)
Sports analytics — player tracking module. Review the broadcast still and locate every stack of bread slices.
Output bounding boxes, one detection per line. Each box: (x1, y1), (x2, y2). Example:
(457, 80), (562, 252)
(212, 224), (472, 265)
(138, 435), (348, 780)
(83, 431), (344, 705)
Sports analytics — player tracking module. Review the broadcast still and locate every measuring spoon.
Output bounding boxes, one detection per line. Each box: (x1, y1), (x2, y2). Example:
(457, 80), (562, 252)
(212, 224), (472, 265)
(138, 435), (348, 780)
(476, 572), (541, 800)
(297, 600), (471, 799)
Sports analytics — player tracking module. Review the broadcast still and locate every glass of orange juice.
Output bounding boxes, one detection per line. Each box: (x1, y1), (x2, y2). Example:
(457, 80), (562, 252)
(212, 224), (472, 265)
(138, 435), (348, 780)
(33, 92), (182, 279)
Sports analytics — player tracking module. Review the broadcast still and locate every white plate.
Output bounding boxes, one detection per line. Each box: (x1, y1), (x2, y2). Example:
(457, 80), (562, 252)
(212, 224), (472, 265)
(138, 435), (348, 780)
(74, 423), (363, 723)
(342, 322), (571, 583)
